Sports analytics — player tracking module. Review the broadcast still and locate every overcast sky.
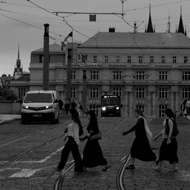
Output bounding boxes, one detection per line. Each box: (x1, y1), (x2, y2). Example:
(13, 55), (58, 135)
(0, 0), (190, 77)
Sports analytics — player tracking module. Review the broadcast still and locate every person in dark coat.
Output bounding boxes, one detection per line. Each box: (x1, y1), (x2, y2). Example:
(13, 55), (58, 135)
(64, 100), (70, 115)
(59, 99), (63, 113)
(153, 108), (179, 171)
(81, 110), (111, 171)
(123, 108), (156, 169)
(56, 109), (84, 173)
(71, 100), (77, 109)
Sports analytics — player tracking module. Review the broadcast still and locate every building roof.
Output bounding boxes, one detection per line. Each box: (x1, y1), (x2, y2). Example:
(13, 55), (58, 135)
(14, 74), (30, 82)
(32, 43), (64, 53)
(79, 32), (190, 48)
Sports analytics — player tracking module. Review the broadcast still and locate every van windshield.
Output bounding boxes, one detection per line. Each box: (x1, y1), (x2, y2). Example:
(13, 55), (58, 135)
(24, 93), (53, 103)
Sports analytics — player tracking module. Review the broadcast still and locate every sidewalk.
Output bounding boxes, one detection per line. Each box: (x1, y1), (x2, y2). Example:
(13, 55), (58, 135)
(0, 114), (21, 125)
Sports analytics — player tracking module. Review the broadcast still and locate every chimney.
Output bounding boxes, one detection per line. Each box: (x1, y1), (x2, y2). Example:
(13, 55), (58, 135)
(109, 27), (115, 32)
(43, 23), (49, 90)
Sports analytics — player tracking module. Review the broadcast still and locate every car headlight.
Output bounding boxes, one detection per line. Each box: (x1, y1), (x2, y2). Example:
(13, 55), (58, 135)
(102, 107), (106, 111)
(22, 105), (29, 109)
(116, 106), (119, 110)
(46, 105), (53, 109)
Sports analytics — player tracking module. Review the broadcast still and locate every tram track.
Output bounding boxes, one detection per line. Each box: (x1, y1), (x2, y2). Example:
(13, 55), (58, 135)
(0, 118), (89, 172)
(0, 133), (65, 171)
(116, 153), (131, 190)
(53, 117), (125, 190)
(0, 122), (63, 150)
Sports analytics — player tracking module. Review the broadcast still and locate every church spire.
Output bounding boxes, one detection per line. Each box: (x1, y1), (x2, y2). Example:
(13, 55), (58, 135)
(146, 4), (154, 33)
(16, 44), (21, 68)
(177, 5), (185, 34)
(13, 44), (23, 79)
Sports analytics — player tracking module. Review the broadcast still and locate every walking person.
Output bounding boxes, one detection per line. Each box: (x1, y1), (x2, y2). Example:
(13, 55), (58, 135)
(152, 108), (179, 171)
(56, 109), (84, 173)
(71, 100), (77, 109)
(77, 102), (84, 117)
(186, 98), (190, 116)
(64, 100), (70, 115)
(123, 108), (156, 169)
(58, 99), (63, 115)
(81, 110), (111, 171)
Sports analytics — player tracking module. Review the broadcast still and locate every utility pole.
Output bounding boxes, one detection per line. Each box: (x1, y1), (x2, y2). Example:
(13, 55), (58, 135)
(43, 23), (49, 90)
(66, 48), (72, 101)
(82, 70), (87, 112)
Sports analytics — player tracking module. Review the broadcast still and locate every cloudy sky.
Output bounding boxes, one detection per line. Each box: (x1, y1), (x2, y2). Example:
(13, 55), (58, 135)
(0, 0), (190, 76)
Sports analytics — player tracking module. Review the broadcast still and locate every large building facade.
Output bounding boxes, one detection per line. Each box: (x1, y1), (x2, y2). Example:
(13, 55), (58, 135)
(29, 32), (190, 118)
(29, 8), (190, 118)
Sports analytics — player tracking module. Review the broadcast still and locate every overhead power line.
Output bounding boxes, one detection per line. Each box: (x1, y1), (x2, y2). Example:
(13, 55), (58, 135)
(53, 11), (124, 15)
(26, 0), (90, 39)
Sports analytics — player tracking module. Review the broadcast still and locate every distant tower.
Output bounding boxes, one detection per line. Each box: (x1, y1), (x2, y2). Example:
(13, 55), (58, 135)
(177, 5), (185, 35)
(167, 16), (171, 33)
(13, 44), (23, 79)
(146, 4), (154, 33)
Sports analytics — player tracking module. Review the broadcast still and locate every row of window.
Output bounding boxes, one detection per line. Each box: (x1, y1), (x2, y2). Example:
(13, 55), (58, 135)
(69, 86), (190, 100)
(71, 70), (190, 81)
(136, 104), (168, 118)
(78, 54), (189, 64)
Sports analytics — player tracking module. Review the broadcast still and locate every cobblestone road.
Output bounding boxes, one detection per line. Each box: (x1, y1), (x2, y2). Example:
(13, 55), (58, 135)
(0, 116), (190, 190)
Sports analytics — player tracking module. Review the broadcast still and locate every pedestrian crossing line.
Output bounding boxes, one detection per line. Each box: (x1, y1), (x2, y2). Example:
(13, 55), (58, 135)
(14, 146), (64, 164)
(0, 146), (64, 165)
(10, 168), (41, 178)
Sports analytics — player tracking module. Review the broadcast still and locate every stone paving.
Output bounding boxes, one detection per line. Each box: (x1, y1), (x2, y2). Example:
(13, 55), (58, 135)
(0, 115), (190, 189)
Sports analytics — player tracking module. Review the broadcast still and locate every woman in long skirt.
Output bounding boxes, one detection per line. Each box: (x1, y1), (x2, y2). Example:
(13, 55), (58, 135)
(123, 108), (156, 169)
(153, 108), (179, 171)
(81, 110), (110, 171)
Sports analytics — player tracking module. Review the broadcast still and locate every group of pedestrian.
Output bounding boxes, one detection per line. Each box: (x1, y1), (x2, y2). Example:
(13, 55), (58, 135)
(59, 99), (84, 117)
(123, 108), (179, 171)
(56, 106), (179, 174)
(56, 109), (110, 173)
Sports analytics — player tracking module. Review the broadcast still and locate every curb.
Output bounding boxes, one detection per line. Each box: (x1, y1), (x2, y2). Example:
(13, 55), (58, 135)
(0, 118), (20, 125)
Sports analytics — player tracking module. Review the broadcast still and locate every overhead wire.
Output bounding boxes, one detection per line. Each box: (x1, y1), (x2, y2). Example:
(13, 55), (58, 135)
(2, 1), (190, 36)
(124, 0), (190, 13)
(2, 0), (190, 63)
(26, 0), (90, 39)
(0, 11), (64, 42)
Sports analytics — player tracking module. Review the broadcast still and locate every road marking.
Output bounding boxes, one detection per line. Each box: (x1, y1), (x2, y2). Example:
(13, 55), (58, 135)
(10, 169), (40, 178)
(15, 146), (64, 163)
(0, 136), (28, 148)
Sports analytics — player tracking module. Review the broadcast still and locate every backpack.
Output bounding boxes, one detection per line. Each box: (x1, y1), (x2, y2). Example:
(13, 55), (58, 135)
(165, 118), (179, 137)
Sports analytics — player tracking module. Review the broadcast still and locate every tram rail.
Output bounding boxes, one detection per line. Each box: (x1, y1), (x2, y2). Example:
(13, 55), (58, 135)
(0, 119), (87, 171)
(53, 117), (125, 190)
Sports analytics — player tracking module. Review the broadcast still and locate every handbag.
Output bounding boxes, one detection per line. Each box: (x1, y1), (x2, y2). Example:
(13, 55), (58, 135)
(89, 131), (102, 140)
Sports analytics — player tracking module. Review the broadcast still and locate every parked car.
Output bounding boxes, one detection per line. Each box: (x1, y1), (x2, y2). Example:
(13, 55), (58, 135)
(21, 90), (59, 124)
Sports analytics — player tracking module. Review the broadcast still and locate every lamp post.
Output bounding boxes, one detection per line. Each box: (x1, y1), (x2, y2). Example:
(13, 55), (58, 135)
(66, 48), (72, 101)
(82, 70), (87, 113)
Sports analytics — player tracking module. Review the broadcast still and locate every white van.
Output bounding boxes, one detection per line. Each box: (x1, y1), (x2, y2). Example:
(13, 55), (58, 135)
(21, 90), (59, 124)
